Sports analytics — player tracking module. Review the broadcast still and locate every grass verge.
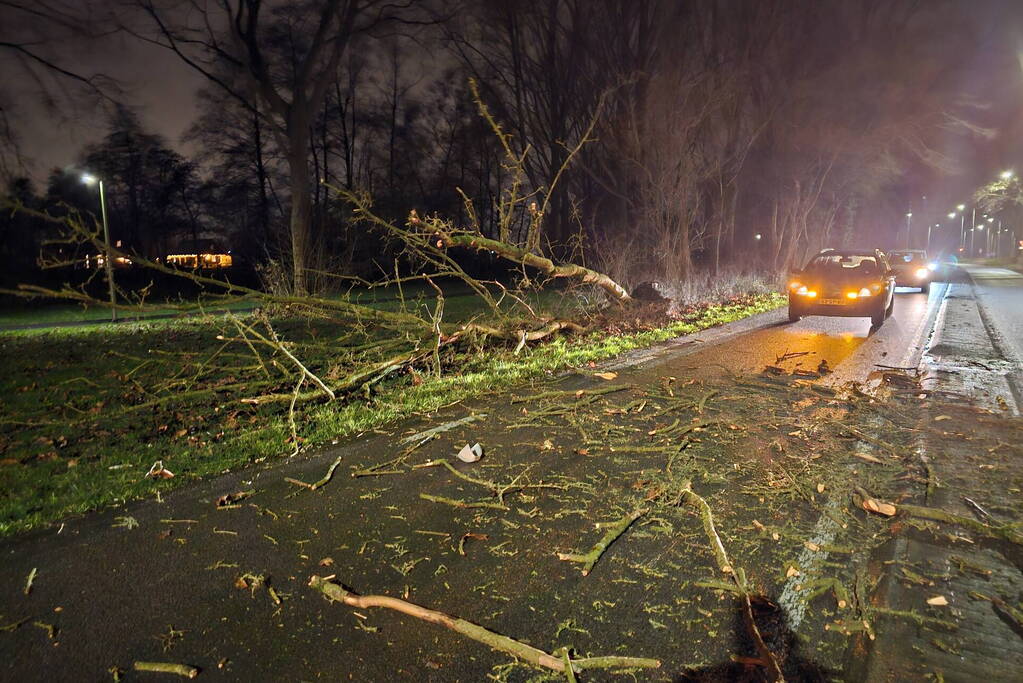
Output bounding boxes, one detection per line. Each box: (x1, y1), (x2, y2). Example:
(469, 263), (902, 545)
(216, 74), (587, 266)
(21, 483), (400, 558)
(0, 292), (782, 536)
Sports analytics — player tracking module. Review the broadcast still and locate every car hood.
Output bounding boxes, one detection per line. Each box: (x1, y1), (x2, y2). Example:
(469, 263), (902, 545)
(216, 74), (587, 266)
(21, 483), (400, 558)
(799, 270), (880, 285)
(795, 271), (882, 296)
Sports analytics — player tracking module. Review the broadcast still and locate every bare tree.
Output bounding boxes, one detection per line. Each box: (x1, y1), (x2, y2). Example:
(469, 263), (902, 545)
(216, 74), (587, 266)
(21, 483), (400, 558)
(0, 0), (119, 178)
(134, 0), (431, 294)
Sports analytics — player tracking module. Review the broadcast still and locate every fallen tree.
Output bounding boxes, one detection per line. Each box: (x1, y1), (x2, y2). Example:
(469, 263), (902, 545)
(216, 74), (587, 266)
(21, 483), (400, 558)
(0, 82), (638, 467)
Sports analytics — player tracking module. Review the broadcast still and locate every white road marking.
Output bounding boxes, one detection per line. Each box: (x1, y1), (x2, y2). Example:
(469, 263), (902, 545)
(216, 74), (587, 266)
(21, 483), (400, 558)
(777, 432), (876, 629)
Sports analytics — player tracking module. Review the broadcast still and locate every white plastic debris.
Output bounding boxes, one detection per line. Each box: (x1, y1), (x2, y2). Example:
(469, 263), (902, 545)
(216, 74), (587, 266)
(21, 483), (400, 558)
(456, 443), (484, 463)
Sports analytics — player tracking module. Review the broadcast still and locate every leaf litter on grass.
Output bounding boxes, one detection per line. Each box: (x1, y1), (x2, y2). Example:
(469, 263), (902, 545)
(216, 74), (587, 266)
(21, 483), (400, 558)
(0, 294), (782, 537)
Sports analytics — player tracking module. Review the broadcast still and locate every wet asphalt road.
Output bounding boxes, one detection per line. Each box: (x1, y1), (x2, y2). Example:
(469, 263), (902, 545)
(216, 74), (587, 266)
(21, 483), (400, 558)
(0, 268), (1000, 682)
(621, 279), (950, 386)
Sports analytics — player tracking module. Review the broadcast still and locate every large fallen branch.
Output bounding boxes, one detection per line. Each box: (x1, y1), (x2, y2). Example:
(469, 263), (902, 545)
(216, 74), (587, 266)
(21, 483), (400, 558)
(308, 576), (660, 674)
(438, 232), (631, 305)
(457, 320), (586, 348)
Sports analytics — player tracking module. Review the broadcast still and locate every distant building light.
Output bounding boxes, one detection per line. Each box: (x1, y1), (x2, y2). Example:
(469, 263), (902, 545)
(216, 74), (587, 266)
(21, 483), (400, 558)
(166, 253), (234, 269)
(82, 254), (131, 268)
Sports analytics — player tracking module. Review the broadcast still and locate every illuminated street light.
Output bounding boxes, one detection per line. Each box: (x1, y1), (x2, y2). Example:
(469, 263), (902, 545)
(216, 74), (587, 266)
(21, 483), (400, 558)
(81, 173), (117, 322)
(754, 233), (762, 240)
(948, 212), (956, 219)
(957, 204), (966, 211)
(988, 217), (994, 222)
(1001, 170), (1014, 180)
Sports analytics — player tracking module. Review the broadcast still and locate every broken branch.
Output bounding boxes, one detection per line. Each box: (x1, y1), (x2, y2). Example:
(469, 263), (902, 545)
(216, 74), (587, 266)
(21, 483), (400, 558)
(898, 503), (1023, 545)
(308, 576), (659, 672)
(419, 493), (508, 510)
(132, 662), (199, 678)
(285, 456), (343, 492)
(558, 506), (647, 576)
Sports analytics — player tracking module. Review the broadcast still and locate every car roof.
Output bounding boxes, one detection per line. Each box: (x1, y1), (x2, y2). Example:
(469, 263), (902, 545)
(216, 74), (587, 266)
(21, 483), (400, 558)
(811, 249), (879, 257)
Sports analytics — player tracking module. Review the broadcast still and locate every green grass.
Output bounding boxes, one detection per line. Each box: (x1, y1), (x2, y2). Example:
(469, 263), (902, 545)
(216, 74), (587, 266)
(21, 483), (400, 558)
(0, 281), (577, 334)
(0, 291), (783, 536)
(0, 300), (257, 331)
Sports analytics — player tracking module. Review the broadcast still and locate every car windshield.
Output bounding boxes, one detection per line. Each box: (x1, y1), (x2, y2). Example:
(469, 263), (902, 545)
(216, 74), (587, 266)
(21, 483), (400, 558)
(804, 254), (879, 275)
(889, 251), (925, 263)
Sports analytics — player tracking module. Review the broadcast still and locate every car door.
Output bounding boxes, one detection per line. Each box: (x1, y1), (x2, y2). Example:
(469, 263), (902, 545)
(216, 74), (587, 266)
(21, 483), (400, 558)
(878, 253), (895, 307)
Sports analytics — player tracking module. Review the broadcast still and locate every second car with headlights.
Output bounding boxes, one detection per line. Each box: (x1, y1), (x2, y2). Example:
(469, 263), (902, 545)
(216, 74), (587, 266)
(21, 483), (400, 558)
(887, 249), (935, 292)
(788, 249), (896, 327)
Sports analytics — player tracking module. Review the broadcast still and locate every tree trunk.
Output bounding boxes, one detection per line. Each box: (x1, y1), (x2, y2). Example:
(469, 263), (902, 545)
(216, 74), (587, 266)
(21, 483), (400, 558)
(288, 144), (312, 295)
(253, 108), (272, 251)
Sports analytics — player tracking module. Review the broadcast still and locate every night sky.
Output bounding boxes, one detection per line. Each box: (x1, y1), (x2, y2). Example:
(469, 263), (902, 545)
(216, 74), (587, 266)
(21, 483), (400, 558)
(5, 0), (1023, 238)
(9, 36), (204, 181)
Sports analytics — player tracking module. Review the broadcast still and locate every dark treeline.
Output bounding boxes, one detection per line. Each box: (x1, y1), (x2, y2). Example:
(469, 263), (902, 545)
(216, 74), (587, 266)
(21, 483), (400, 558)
(1, 0), (1000, 293)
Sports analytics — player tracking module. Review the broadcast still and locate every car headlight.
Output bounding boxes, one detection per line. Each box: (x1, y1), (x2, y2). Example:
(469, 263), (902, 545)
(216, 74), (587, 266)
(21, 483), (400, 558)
(858, 287), (872, 297)
(789, 281), (802, 291)
(794, 286), (816, 297)
(915, 267), (929, 278)
(928, 262), (937, 271)
(846, 288), (872, 299)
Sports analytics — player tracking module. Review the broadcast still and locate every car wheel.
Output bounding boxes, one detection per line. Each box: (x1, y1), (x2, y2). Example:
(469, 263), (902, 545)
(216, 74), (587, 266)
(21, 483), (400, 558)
(921, 283), (930, 294)
(788, 307), (801, 323)
(871, 306), (885, 328)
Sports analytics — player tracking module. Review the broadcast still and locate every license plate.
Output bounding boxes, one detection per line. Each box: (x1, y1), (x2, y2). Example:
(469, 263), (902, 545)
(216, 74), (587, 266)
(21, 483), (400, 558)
(819, 298), (845, 305)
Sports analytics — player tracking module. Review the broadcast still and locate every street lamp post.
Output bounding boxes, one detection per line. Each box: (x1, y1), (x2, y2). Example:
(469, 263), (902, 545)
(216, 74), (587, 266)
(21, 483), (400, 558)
(957, 204), (966, 250)
(81, 174), (117, 322)
(969, 207), (978, 256)
(905, 212), (913, 249)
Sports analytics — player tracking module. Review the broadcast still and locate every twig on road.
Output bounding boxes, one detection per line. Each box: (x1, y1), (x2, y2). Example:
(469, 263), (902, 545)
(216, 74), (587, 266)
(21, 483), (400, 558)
(133, 661), (199, 678)
(285, 456), (343, 492)
(558, 506), (648, 576)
